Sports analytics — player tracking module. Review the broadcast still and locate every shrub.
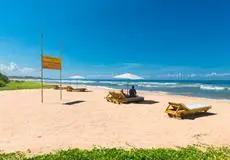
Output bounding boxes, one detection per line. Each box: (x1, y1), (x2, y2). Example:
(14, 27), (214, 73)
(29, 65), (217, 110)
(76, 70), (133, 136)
(0, 72), (9, 84)
(0, 79), (6, 87)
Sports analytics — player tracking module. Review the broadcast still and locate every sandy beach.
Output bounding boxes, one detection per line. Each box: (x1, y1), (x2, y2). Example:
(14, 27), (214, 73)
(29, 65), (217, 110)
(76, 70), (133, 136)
(0, 88), (230, 153)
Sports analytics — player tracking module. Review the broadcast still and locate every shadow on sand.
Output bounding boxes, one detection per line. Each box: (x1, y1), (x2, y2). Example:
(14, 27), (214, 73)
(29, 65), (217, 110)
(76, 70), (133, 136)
(183, 112), (217, 120)
(63, 100), (85, 105)
(67, 90), (92, 93)
(83, 90), (92, 92)
(133, 100), (159, 105)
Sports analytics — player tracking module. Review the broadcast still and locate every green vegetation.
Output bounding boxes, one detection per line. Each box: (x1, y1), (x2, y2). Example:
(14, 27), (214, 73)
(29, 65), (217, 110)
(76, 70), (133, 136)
(0, 80), (52, 91)
(0, 72), (9, 87)
(0, 73), (51, 90)
(0, 146), (230, 160)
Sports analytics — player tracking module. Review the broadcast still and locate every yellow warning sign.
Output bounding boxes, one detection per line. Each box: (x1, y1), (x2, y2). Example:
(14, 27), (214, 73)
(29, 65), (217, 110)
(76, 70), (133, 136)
(42, 56), (62, 70)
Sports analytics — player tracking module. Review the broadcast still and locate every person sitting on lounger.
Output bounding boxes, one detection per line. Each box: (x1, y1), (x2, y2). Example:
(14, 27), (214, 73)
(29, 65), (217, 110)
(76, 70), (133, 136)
(129, 85), (137, 97)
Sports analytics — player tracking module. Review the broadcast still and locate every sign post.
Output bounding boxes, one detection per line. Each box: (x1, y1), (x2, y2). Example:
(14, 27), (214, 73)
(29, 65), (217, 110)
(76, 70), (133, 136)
(60, 41), (62, 101)
(41, 34), (44, 103)
(41, 34), (62, 103)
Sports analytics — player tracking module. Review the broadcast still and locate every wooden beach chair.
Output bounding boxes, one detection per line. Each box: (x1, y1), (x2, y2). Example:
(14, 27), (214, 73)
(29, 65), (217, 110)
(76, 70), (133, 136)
(165, 102), (212, 119)
(53, 85), (66, 90)
(66, 86), (87, 92)
(105, 91), (144, 104)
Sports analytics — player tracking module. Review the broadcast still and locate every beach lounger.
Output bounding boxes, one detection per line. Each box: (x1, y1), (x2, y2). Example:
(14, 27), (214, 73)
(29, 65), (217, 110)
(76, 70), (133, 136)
(105, 91), (144, 104)
(66, 86), (87, 92)
(165, 102), (212, 119)
(53, 85), (66, 90)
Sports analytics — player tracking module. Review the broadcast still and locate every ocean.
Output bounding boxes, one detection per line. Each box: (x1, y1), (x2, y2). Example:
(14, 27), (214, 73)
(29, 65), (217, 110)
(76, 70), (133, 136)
(12, 78), (230, 100)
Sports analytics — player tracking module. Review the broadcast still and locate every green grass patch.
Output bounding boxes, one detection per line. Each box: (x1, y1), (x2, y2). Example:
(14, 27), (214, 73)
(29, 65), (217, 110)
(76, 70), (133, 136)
(0, 146), (230, 160)
(0, 81), (52, 91)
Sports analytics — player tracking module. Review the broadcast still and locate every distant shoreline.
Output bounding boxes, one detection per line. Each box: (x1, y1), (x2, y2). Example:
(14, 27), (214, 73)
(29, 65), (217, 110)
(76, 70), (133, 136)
(8, 78), (230, 100)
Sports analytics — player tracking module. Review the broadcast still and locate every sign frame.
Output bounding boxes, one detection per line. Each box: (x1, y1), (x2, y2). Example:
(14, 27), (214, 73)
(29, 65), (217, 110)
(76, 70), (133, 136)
(41, 34), (62, 103)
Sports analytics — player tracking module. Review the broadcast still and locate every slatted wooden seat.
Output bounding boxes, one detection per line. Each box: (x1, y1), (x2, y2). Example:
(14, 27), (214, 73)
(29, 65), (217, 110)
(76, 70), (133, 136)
(165, 102), (212, 119)
(66, 86), (87, 92)
(53, 85), (66, 90)
(105, 91), (144, 104)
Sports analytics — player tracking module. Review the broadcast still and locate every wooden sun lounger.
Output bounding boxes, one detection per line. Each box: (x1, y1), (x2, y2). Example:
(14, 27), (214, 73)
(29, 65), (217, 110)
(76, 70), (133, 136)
(66, 86), (87, 92)
(53, 85), (66, 90)
(105, 91), (144, 104)
(165, 102), (212, 119)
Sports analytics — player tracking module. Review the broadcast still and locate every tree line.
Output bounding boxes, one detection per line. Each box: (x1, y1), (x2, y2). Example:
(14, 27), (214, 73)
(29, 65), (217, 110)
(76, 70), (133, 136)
(0, 72), (9, 87)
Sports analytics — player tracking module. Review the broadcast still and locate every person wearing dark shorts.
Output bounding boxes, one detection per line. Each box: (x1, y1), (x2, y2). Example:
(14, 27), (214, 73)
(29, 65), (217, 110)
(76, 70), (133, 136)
(129, 85), (137, 97)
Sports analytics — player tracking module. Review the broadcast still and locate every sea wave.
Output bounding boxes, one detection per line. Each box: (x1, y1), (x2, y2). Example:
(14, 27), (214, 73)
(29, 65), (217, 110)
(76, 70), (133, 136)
(137, 83), (201, 88)
(165, 84), (201, 88)
(138, 82), (178, 86)
(9, 78), (230, 93)
(76, 80), (97, 84)
(87, 85), (114, 90)
(200, 85), (227, 91)
(99, 81), (116, 84)
(99, 81), (126, 85)
(98, 81), (180, 87)
(137, 84), (160, 88)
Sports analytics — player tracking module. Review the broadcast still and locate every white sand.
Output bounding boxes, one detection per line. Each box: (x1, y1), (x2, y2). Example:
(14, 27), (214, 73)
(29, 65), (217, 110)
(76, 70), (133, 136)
(0, 88), (230, 153)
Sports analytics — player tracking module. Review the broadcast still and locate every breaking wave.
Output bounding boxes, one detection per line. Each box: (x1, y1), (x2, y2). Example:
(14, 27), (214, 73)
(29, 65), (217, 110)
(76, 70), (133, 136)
(200, 85), (228, 91)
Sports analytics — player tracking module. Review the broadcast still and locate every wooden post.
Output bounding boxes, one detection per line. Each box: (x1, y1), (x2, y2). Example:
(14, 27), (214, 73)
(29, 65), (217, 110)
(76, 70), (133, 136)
(60, 41), (62, 101)
(41, 34), (44, 103)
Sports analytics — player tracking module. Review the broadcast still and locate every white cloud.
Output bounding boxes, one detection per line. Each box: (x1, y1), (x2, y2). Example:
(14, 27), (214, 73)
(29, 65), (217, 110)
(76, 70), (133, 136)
(20, 67), (35, 74)
(0, 62), (18, 72)
(188, 73), (197, 78)
(205, 72), (217, 77)
(156, 72), (230, 79)
(0, 62), (35, 75)
(157, 73), (199, 79)
(157, 73), (183, 78)
(205, 72), (230, 77)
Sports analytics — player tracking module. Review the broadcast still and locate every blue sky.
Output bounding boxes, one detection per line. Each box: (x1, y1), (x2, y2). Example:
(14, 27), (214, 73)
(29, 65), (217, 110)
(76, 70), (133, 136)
(0, 0), (230, 79)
